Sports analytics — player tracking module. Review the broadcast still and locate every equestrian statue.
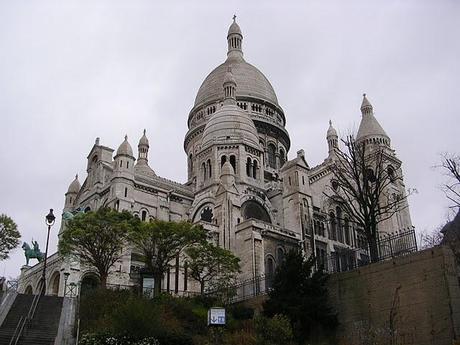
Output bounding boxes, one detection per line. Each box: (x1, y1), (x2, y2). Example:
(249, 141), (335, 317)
(22, 240), (44, 266)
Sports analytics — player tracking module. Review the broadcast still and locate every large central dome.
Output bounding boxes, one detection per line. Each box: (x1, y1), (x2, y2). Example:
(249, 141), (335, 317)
(193, 18), (279, 108)
(194, 56), (279, 107)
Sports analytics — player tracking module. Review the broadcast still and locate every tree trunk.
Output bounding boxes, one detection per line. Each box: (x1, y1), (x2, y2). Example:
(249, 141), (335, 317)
(369, 235), (379, 263)
(100, 273), (108, 289)
(153, 272), (163, 297)
(200, 281), (205, 296)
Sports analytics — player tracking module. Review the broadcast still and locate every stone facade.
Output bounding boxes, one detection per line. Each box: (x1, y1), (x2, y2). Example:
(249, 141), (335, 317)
(18, 18), (413, 296)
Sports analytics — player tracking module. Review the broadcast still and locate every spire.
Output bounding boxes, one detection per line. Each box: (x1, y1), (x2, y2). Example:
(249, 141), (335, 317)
(327, 119), (338, 155)
(223, 67), (237, 105)
(356, 94), (390, 146)
(137, 129), (150, 164)
(227, 15), (243, 58)
(360, 93), (373, 116)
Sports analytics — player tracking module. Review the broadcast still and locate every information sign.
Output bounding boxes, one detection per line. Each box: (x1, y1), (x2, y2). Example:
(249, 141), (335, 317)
(207, 307), (226, 326)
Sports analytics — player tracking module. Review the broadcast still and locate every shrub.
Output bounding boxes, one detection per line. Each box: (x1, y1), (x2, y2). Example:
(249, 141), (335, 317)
(255, 315), (295, 345)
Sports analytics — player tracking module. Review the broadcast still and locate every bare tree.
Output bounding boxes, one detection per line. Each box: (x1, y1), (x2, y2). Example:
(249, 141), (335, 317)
(325, 136), (414, 262)
(437, 153), (460, 209)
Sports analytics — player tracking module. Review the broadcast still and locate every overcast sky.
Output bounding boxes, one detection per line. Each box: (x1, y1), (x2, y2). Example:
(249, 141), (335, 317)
(1, 0), (459, 279)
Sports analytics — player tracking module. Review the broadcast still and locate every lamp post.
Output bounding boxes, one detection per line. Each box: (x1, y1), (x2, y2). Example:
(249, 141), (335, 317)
(41, 209), (55, 295)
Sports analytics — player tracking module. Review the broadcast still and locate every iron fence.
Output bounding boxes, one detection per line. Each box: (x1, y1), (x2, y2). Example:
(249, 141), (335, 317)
(377, 227), (418, 260)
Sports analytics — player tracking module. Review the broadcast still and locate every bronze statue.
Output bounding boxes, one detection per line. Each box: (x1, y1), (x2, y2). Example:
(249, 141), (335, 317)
(22, 241), (44, 266)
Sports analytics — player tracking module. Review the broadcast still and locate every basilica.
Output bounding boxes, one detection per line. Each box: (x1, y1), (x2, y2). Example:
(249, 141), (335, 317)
(18, 18), (413, 296)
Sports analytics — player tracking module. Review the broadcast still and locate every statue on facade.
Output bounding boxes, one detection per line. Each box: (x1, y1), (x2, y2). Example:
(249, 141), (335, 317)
(21, 241), (44, 266)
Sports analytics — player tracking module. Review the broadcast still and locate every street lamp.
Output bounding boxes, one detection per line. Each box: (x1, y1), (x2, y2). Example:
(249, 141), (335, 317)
(41, 209), (55, 295)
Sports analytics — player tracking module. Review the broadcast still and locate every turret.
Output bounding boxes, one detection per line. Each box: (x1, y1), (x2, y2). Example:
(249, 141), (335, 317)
(223, 67), (237, 105)
(112, 135), (135, 210)
(356, 94), (391, 147)
(64, 174), (80, 210)
(114, 135), (135, 174)
(137, 129), (149, 165)
(135, 130), (156, 176)
(227, 15), (243, 59)
(326, 120), (338, 156)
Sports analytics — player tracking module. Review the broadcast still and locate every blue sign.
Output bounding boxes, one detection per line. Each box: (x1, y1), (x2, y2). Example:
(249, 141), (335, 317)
(208, 307), (226, 326)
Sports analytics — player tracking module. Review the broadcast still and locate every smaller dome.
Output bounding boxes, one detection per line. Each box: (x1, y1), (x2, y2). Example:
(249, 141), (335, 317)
(201, 104), (260, 149)
(327, 120), (338, 138)
(116, 135), (134, 157)
(67, 174), (81, 194)
(139, 129), (149, 147)
(221, 161), (235, 177)
(227, 18), (242, 37)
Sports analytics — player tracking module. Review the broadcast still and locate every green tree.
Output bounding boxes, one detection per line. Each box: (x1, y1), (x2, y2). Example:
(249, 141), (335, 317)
(59, 208), (135, 287)
(0, 214), (21, 260)
(263, 250), (337, 344)
(128, 220), (206, 297)
(186, 241), (240, 295)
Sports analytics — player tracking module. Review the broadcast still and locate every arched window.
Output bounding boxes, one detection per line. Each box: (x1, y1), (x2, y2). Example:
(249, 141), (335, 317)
(200, 206), (213, 223)
(266, 256), (275, 285)
(329, 212), (337, 241)
(207, 159), (212, 178)
(246, 158), (251, 177)
(241, 200), (271, 223)
(221, 155), (227, 167)
(253, 160), (258, 179)
(366, 168), (376, 183)
(279, 149), (285, 167)
(387, 165), (395, 182)
(201, 162), (206, 181)
(141, 210), (147, 222)
(189, 153), (193, 175)
(344, 217), (350, 245)
(230, 155), (236, 173)
(268, 144), (276, 169)
(336, 207), (343, 243)
(277, 247), (285, 265)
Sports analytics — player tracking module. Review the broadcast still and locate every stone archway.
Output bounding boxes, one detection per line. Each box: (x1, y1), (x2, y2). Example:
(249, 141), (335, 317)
(24, 285), (33, 295)
(80, 273), (100, 295)
(49, 272), (60, 296)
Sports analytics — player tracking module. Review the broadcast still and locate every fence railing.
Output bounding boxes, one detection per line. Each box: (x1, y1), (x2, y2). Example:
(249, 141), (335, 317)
(377, 227), (418, 260)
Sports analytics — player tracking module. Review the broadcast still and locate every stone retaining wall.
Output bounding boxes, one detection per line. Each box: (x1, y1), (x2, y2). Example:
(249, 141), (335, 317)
(328, 246), (460, 345)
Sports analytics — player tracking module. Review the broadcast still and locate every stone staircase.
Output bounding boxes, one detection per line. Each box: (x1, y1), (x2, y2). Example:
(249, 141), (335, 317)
(0, 294), (63, 345)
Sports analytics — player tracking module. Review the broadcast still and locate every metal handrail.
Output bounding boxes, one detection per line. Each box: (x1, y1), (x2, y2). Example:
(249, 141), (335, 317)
(8, 316), (24, 345)
(75, 318), (80, 345)
(9, 284), (44, 345)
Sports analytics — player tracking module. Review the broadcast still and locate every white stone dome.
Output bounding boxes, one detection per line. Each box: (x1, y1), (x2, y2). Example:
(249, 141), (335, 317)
(138, 130), (149, 147)
(227, 20), (242, 37)
(67, 175), (81, 194)
(116, 135), (134, 157)
(194, 56), (279, 107)
(201, 104), (260, 149)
